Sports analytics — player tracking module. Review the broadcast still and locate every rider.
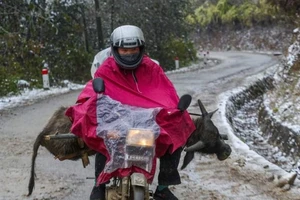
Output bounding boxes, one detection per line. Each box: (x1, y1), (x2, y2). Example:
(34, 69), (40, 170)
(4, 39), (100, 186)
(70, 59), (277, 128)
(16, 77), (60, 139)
(90, 46), (159, 79)
(68, 25), (196, 200)
(90, 47), (111, 78)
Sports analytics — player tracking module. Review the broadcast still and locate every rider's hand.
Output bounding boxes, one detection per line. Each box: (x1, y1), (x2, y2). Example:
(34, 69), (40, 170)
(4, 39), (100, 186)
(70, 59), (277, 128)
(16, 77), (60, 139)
(106, 131), (120, 140)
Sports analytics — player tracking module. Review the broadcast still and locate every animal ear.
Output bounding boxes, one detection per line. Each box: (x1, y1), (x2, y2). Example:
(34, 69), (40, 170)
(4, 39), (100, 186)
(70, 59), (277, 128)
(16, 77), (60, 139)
(198, 99), (208, 116)
(207, 109), (218, 118)
(181, 152), (194, 170)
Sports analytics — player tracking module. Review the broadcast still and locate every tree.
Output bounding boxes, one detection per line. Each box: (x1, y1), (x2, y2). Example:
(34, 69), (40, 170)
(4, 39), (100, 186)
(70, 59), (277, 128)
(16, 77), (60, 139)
(266, 0), (300, 16)
(94, 0), (104, 50)
(0, 0), (94, 97)
(95, 0), (196, 69)
(0, 0), (198, 96)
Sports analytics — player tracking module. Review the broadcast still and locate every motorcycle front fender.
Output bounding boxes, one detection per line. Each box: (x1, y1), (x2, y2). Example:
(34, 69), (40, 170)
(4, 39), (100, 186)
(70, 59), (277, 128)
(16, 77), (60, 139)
(131, 172), (147, 187)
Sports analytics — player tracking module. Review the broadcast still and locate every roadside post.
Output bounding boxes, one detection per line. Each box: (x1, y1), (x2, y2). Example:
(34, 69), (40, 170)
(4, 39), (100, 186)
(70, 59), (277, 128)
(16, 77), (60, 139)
(42, 67), (50, 90)
(175, 56), (179, 69)
(203, 53), (207, 65)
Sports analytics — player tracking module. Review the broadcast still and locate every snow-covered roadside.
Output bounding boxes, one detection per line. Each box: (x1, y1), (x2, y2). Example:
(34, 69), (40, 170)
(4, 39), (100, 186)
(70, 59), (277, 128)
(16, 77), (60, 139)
(263, 30), (300, 133)
(212, 31), (300, 185)
(215, 53), (300, 192)
(218, 80), (299, 188)
(0, 82), (84, 111)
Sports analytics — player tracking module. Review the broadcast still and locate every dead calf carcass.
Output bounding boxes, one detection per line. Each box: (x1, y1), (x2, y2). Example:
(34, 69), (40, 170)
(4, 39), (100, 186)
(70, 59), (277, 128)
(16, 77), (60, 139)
(27, 106), (96, 196)
(181, 99), (232, 170)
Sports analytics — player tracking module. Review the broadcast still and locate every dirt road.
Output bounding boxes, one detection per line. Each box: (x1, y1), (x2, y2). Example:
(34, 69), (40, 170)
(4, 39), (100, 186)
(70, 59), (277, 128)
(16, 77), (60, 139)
(1, 51), (299, 200)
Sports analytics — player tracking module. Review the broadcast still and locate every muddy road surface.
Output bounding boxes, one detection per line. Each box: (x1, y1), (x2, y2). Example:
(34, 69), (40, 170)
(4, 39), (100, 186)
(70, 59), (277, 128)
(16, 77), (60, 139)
(1, 51), (299, 200)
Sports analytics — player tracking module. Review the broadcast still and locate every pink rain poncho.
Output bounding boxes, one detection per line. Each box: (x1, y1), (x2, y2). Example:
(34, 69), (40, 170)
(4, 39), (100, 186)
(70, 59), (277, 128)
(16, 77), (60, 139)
(66, 56), (195, 184)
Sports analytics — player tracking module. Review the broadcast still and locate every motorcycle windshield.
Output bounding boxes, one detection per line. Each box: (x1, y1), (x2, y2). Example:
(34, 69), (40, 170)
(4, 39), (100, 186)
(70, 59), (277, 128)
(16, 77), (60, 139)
(96, 95), (161, 173)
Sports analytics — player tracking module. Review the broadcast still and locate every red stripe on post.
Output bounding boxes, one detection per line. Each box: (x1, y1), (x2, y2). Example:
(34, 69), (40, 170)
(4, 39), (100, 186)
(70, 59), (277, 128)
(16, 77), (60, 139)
(42, 69), (48, 75)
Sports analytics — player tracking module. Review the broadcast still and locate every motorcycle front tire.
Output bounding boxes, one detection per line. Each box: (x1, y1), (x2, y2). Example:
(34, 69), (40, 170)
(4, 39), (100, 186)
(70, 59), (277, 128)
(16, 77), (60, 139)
(130, 185), (145, 200)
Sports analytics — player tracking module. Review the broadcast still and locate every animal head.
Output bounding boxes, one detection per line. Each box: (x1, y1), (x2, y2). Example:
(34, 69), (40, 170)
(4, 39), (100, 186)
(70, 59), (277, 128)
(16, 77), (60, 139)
(181, 99), (231, 170)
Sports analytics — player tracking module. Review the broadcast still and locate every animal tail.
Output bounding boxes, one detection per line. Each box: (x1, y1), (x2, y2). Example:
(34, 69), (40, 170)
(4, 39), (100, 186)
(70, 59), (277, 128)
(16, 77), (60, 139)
(27, 132), (44, 196)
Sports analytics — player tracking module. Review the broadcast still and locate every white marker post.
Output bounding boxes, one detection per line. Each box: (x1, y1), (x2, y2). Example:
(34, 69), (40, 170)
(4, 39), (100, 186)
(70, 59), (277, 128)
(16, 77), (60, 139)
(175, 56), (179, 69)
(42, 68), (50, 90)
(203, 53), (207, 65)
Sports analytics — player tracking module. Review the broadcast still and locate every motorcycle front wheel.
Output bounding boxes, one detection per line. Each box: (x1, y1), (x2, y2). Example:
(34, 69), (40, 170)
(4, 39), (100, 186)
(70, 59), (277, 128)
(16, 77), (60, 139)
(130, 185), (145, 200)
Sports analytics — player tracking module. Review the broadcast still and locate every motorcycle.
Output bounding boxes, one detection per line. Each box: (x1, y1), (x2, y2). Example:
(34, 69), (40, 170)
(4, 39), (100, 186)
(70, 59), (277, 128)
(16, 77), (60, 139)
(42, 78), (192, 200)
(92, 78), (192, 200)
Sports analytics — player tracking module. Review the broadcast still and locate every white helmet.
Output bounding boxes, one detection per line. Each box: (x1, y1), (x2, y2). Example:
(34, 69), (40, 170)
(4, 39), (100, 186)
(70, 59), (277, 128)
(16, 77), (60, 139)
(110, 25), (145, 69)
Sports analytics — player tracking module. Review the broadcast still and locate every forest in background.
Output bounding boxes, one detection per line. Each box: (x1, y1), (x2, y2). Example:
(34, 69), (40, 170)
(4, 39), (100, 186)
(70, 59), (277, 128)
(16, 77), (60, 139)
(0, 0), (299, 97)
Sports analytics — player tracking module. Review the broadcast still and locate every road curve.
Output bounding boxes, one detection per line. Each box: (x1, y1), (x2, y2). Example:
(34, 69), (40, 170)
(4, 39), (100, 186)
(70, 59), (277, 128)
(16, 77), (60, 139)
(0, 51), (298, 200)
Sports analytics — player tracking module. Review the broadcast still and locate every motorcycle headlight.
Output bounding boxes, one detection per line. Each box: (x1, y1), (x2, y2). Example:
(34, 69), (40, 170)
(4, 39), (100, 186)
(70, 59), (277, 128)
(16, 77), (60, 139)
(126, 129), (155, 147)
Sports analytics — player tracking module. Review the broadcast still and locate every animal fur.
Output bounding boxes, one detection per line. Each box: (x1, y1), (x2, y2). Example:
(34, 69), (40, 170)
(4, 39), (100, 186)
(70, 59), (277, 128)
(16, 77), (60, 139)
(27, 106), (96, 196)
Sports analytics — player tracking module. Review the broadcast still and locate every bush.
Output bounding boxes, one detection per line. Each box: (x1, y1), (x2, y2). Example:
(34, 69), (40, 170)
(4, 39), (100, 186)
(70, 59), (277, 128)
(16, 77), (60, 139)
(0, 34), (93, 97)
(160, 37), (197, 71)
(0, 77), (19, 97)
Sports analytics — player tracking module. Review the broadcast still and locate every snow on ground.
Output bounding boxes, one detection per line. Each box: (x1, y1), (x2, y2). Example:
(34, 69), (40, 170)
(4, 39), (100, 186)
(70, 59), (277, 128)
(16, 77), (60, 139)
(1, 48), (300, 198)
(0, 82), (84, 111)
(262, 31), (300, 176)
(264, 31), (300, 134)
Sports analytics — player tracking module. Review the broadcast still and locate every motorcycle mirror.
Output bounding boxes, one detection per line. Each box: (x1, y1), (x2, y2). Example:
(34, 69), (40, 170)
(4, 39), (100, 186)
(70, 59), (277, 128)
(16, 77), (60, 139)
(92, 78), (105, 93)
(177, 94), (192, 111)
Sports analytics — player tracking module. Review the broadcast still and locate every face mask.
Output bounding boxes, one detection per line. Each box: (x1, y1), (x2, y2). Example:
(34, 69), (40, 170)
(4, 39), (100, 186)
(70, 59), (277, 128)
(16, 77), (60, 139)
(119, 53), (140, 63)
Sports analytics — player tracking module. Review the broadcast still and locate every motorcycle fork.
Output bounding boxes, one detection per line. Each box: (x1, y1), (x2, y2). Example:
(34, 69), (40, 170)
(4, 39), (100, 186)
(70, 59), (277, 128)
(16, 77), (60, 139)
(121, 177), (129, 200)
(106, 178), (127, 200)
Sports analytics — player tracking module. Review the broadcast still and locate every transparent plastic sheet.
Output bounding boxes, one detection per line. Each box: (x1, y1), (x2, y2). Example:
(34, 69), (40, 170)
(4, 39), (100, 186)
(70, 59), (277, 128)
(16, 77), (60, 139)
(96, 95), (161, 173)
